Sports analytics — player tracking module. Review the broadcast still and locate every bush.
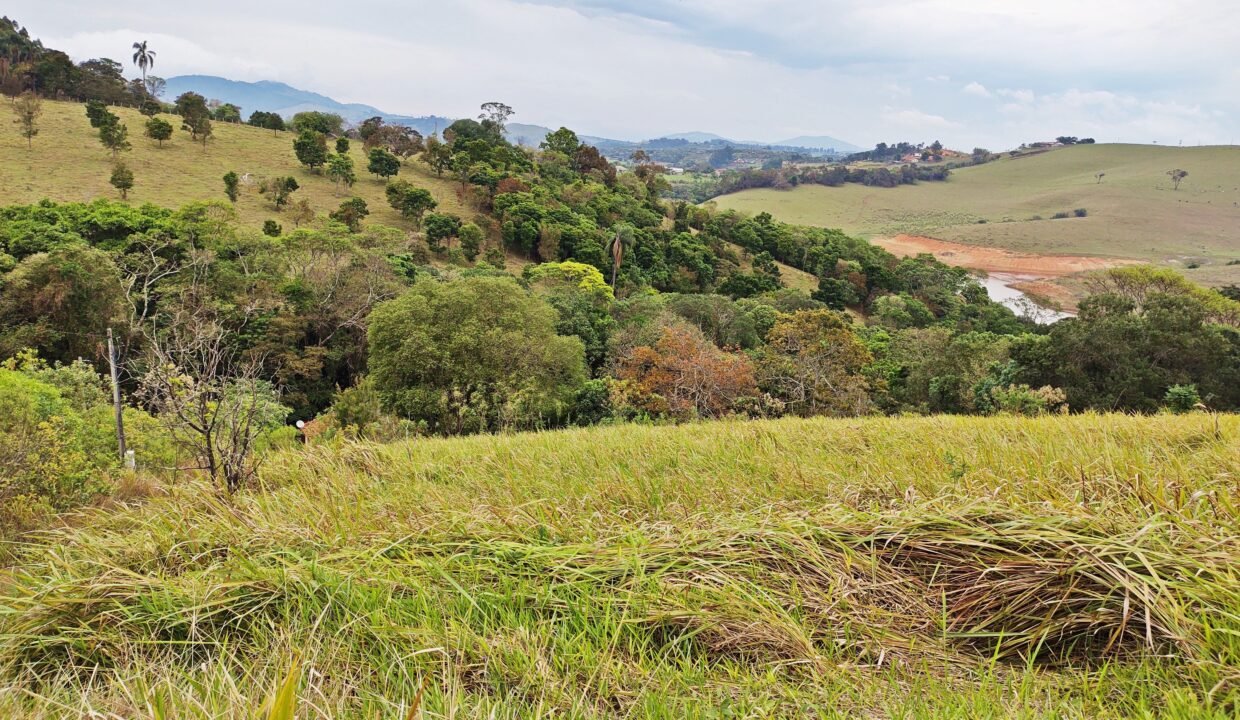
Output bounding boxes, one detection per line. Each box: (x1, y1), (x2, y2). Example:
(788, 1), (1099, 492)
(262, 220), (282, 237)
(484, 246), (506, 269)
(1163, 384), (1201, 413)
(0, 357), (120, 533)
(571, 378), (613, 425)
(1073, 208), (1088, 218)
(1050, 211), (1070, 220)
(990, 384), (1068, 416)
(332, 377), (383, 433)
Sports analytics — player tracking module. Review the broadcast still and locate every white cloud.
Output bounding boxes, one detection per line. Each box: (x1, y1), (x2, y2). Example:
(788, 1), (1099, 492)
(7, 0), (1239, 149)
(962, 81), (991, 98)
(882, 107), (960, 130)
(997, 88), (1036, 105)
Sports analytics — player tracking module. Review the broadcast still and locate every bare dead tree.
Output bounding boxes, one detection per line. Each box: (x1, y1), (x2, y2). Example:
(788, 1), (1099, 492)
(137, 301), (285, 493)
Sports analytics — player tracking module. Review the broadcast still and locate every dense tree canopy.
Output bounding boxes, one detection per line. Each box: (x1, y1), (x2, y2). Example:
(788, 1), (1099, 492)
(367, 276), (587, 433)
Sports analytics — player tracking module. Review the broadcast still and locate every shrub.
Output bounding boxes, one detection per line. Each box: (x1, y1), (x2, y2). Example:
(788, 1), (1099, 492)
(1163, 384), (1201, 413)
(484, 246), (506, 269)
(332, 376), (383, 433)
(1073, 208), (1088, 218)
(990, 384), (1069, 415)
(263, 220), (282, 237)
(0, 356), (118, 533)
(1050, 211), (1071, 220)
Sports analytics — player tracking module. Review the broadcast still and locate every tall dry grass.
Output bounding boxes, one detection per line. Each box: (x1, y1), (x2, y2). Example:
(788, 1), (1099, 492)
(0, 413), (1236, 718)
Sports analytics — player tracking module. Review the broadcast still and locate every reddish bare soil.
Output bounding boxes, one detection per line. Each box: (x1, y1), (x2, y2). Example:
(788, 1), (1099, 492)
(873, 234), (1135, 277)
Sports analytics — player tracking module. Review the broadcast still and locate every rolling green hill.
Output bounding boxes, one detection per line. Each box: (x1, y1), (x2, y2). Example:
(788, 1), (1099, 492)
(1, 412), (1237, 717)
(713, 144), (1240, 287)
(0, 98), (467, 231)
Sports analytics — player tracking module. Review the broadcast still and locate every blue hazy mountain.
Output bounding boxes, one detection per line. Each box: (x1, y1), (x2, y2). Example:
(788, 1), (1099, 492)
(162, 76), (860, 153)
(162, 75), (453, 136)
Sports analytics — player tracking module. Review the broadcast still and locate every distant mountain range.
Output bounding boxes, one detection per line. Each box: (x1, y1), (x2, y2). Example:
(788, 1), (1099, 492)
(662, 131), (861, 153)
(162, 75), (860, 153)
(163, 75), (454, 136)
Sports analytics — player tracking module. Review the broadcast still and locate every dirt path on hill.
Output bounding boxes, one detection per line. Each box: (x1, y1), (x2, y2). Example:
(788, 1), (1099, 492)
(873, 234), (1134, 277)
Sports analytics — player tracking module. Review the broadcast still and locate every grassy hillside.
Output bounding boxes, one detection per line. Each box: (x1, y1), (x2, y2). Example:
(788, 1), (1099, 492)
(713, 144), (1240, 287)
(1, 413), (1236, 718)
(1, 98), (467, 230)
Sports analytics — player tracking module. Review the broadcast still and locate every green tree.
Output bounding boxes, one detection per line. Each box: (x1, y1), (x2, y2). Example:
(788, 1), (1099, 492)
(174, 92), (212, 147)
(262, 219), (282, 237)
(11, 90), (41, 148)
(385, 180), (436, 227)
(138, 98), (162, 116)
(222, 171), (240, 203)
(326, 153), (357, 191)
(1012, 290), (1240, 412)
(109, 162), (134, 198)
(478, 101), (514, 139)
(423, 212), (461, 251)
(335, 136), (350, 154)
(211, 103), (241, 123)
(85, 100), (110, 128)
(290, 111), (344, 136)
(131, 40), (156, 89)
(329, 197), (369, 232)
(0, 245), (125, 364)
(540, 126), (581, 157)
(183, 112), (212, 148)
(259, 176), (299, 210)
(144, 116), (172, 147)
(421, 134), (453, 176)
(367, 276), (586, 434)
(173, 91), (208, 118)
(248, 111), (285, 133)
(367, 147), (401, 180)
(98, 114), (130, 157)
(755, 310), (871, 417)
(293, 130), (329, 171)
(459, 222), (484, 261)
(524, 261), (615, 370)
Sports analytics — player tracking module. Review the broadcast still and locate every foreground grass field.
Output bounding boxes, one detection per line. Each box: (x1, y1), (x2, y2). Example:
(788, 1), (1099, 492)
(713, 144), (1240, 288)
(0, 98), (466, 230)
(1, 413), (1237, 718)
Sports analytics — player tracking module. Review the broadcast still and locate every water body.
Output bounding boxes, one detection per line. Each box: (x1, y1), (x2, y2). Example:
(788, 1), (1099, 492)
(978, 273), (1074, 324)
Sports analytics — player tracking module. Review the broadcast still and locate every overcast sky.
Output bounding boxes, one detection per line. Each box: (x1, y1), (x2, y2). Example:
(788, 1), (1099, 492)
(12, 0), (1240, 149)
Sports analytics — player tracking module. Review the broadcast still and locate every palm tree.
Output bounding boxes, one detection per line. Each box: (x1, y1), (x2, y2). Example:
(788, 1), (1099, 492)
(606, 225), (635, 290)
(132, 41), (156, 93)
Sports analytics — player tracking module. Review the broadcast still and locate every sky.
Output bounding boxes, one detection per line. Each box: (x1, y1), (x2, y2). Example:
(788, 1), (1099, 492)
(11, 0), (1240, 149)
